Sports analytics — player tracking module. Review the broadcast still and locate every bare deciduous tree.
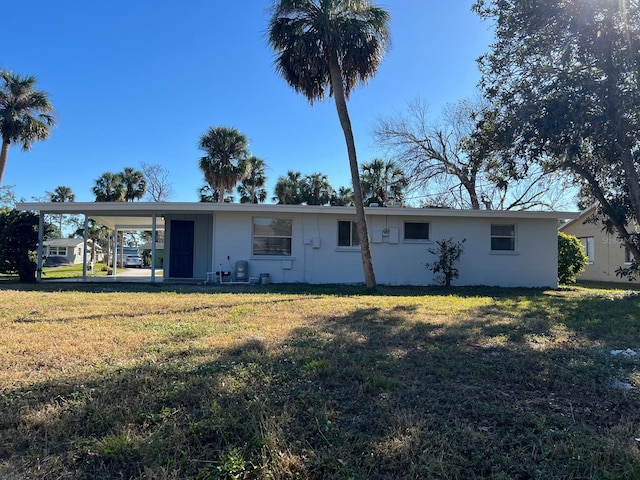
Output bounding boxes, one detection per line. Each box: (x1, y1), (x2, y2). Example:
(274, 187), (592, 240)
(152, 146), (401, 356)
(140, 162), (174, 202)
(375, 97), (573, 210)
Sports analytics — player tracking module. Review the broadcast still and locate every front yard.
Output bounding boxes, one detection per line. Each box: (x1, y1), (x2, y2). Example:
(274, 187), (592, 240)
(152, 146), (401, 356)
(0, 283), (638, 479)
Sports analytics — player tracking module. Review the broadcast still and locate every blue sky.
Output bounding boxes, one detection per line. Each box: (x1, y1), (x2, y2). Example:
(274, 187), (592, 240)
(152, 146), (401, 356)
(3, 1), (494, 203)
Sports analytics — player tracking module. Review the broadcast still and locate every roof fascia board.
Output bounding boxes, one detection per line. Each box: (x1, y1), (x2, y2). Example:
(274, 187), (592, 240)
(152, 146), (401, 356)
(16, 202), (579, 220)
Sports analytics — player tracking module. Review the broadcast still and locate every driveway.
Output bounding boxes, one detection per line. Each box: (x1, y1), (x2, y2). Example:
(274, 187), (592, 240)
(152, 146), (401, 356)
(114, 267), (163, 280)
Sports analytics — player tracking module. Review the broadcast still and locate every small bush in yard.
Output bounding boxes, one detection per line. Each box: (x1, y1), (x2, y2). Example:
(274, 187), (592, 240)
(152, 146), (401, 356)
(426, 237), (466, 286)
(558, 232), (588, 284)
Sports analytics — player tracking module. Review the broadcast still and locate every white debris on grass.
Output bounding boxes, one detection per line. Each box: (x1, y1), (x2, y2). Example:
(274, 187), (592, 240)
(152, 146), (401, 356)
(610, 348), (638, 357)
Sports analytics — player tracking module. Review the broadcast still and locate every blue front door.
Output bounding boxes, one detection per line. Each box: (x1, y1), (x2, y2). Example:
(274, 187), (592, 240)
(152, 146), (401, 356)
(169, 220), (194, 278)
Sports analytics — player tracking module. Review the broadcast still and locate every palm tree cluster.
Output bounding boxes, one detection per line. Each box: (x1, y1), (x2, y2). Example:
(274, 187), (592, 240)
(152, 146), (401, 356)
(0, 70), (55, 186)
(198, 127), (269, 204)
(93, 167), (146, 202)
(271, 159), (407, 207)
(273, 170), (341, 205)
(360, 158), (408, 206)
(237, 156), (268, 204)
(198, 127), (249, 203)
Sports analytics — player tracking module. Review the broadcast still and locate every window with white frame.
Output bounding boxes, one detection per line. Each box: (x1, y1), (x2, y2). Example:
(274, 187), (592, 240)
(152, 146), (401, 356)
(490, 224), (516, 251)
(338, 220), (360, 247)
(252, 217), (292, 256)
(48, 246), (67, 256)
(579, 237), (595, 264)
(404, 221), (429, 241)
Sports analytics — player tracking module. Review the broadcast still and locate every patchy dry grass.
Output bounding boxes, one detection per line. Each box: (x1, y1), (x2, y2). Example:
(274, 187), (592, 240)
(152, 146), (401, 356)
(0, 282), (639, 479)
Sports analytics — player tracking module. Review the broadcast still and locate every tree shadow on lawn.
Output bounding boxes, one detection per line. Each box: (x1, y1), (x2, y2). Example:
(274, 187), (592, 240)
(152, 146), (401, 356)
(0, 280), (577, 297)
(1, 300), (639, 479)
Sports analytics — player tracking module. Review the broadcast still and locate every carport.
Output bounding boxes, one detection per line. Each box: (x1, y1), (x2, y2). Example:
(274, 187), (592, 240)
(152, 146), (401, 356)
(18, 202), (166, 283)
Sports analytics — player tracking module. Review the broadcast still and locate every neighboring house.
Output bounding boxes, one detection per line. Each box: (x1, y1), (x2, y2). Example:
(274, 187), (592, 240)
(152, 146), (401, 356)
(560, 205), (639, 284)
(140, 242), (164, 268)
(20, 202), (578, 287)
(43, 238), (104, 266)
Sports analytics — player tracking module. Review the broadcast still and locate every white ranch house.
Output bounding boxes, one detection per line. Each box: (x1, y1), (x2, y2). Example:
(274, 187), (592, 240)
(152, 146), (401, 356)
(19, 202), (578, 288)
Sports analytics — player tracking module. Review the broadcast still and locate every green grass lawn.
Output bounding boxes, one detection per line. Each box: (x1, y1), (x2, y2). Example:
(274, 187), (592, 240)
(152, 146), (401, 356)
(0, 283), (638, 479)
(41, 262), (116, 279)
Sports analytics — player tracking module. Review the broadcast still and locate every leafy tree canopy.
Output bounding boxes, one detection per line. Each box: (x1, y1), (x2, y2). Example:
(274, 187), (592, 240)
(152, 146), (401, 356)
(474, 0), (640, 272)
(0, 209), (50, 281)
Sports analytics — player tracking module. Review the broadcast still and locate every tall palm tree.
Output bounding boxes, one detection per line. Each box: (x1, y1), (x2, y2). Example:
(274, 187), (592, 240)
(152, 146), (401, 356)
(121, 167), (147, 202)
(268, 0), (390, 288)
(238, 156), (268, 204)
(0, 71), (56, 186)
(93, 172), (125, 202)
(49, 185), (75, 237)
(360, 158), (408, 206)
(198, 126), (249, 203)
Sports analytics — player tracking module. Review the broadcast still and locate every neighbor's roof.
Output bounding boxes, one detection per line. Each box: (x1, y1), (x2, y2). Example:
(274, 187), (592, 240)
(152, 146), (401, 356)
(558, 204), (598, 231)
(18, 202), (580, 230)
(44, 238), (90, 247)
(43, 238), (103, 250)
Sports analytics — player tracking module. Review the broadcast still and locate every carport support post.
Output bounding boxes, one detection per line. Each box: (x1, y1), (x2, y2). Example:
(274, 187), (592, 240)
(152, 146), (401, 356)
(113, 228), (118, 280)
(151, 214), (157, 283)
(82, 215), (89, 281)
(36, 213), (44, 283)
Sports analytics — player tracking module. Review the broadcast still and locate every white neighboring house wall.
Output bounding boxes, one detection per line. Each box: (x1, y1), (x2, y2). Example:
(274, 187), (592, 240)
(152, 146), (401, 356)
(43, 238), (103, 265)
(560, 205), (640, 284)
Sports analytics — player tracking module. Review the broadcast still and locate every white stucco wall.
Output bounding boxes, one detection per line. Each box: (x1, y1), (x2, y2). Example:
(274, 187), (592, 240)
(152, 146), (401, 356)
(165, 210), (560, 288)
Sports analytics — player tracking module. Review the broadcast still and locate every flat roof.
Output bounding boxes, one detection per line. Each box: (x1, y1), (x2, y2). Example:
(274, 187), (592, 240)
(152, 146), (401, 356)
(17, 202), (580, 229)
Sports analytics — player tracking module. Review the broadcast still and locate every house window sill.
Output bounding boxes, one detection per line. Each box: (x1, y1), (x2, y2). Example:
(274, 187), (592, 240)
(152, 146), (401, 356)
(250, 256), (296, 261)
(490, 250), (520, 256)
(335, 247), (360, 252)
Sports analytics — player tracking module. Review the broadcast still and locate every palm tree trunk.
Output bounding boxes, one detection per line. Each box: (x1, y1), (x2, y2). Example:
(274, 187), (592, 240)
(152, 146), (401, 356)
(328, 54), (377, 289)
(0, 139), (10, 186)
